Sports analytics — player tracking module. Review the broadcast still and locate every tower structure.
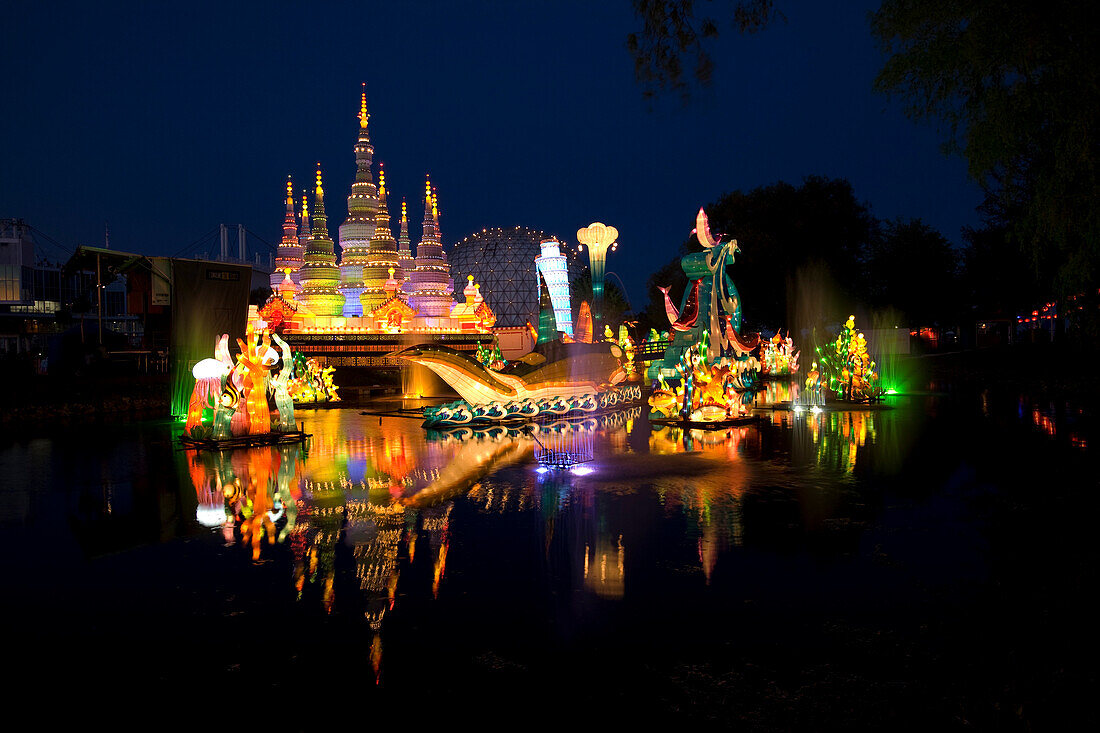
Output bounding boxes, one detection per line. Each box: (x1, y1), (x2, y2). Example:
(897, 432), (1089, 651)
(406, 176), (454, 317)
(271, 176), (304, 290)
(397, 198), (415, 296)
(536, 275), (558, 344)
(360, 163), (404, 310)
(576, 222), (618, 334)
(297, 165), (345, 316)
(534, 237), (573, 336)
(297, 190), (311, 260)
(337, 85), (377, 316)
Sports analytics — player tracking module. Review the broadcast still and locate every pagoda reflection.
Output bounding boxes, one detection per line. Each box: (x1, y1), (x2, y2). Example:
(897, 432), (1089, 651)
(180, 405), (882, 681)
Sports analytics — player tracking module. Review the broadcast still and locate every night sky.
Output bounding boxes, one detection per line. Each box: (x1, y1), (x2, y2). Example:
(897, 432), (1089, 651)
(2, 0), (981, 306)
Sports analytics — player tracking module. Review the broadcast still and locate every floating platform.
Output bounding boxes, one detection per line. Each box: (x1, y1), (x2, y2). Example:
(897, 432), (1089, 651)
(754, 401), (894, 412)
(650, 415), (761, 430)
(292, 400), (343, 410)
(179, 430), (312, 451)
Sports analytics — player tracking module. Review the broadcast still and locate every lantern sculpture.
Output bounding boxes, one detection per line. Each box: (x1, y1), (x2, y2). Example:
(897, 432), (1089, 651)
(815, 315), (883, 401)
(576, 222), (618, 333)
(234, 325), (276, 435)
(647, 208), (761, 426)
(269, 332), (296, 431)
(182, 327), (305, 443)
(288, 355), (342, 404)
(761, 331), (801, 376)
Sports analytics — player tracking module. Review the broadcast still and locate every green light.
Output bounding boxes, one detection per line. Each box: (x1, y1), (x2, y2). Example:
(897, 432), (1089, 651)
(885, 388), (898, 395)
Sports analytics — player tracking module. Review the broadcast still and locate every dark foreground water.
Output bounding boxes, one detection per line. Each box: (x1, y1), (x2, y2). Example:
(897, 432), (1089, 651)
(2, 388), (1096, 729)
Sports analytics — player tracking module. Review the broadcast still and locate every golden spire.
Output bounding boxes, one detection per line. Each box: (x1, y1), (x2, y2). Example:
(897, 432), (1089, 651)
(378, 162), (386, 199)
(315, 163), (324, 197)
(285, 175), (294, 206)
(301, 189), (309, 219)
(401, 198), (407, 224)
(359, 82), (369, 129)
(431, 187), (439, 219)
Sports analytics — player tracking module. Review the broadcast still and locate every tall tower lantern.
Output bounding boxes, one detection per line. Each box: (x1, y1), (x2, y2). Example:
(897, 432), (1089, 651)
(360, 162), (404, 310)
(337, 84), (378, 316)
(397, 198), (415, 295)
(272, 176), (304, 289)
(406, 175), (454, 317)
(297, 164), (346, 316)
(576, 222), (619, 333)
(534, 237), (573, 336)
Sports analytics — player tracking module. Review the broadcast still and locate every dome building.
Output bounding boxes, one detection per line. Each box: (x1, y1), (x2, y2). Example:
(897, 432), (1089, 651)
(448, 226), (583, 328)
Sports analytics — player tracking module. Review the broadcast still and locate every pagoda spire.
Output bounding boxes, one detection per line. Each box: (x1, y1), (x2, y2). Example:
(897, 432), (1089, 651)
(397, 197), (414, 295)
(297, 164), (345, 316)
(420, 174), (441, 244)
(298, 189), (311, 250)
(272, 175), (305, 289)
(313, 164), (326, 225)
(359, 83), (369, 129)
(407, 174), (453, 317)
(359, 161), (404, 311)
(338, 83), (378, 315)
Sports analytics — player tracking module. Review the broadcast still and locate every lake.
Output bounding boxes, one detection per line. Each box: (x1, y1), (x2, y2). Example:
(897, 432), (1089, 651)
(2, 386), (1094, 729)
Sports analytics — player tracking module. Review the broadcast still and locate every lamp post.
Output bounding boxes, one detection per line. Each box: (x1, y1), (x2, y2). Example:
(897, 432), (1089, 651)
(576, 222), (618, 335)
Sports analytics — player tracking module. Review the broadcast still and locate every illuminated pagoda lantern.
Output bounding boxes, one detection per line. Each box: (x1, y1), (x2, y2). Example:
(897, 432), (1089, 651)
(534, 237), (573, 337)
(270, 176), (304, 289)
(297, 164), (345, 316)
(337, 85), (377, 317)
(360, 163), (405, 311)
(247, 91), (499, 366)
(368, 268), (417, 333)
(449, 275), (496, 331)
(406, 176), (454, 318)
(396, 198), (415, 297)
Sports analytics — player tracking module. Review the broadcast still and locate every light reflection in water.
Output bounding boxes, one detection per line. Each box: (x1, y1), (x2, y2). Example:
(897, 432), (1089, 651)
(183, 408), (644, 682)
(180, 403), (906, 682)
(794, 409), (878, 475)
(757, 378), (801, 407)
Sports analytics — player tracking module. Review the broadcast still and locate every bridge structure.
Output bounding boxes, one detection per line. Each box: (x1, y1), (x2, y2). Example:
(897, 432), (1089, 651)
(170, 224), (276, 282)
(280, 331), (493, 370)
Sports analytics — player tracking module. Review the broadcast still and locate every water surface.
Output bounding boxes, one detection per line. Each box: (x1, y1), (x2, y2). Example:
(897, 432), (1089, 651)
(2, 389), (1094, 728)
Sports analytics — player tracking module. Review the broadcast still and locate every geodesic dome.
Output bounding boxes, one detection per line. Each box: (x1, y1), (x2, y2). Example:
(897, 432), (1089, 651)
(449, 226), (585, 328)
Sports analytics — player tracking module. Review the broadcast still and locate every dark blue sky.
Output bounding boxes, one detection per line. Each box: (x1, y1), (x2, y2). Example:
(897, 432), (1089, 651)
(2, 0), (981, 306)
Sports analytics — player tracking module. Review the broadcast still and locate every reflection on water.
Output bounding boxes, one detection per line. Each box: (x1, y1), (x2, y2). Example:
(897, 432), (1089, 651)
(757, 378), (801, 406)
(1019, 395), (1090, 449)
(183, 409), (661, 681)
(9, 384), (1074, 691)
(4, 379), (1096, 723)
(793, 409), (877, 474)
